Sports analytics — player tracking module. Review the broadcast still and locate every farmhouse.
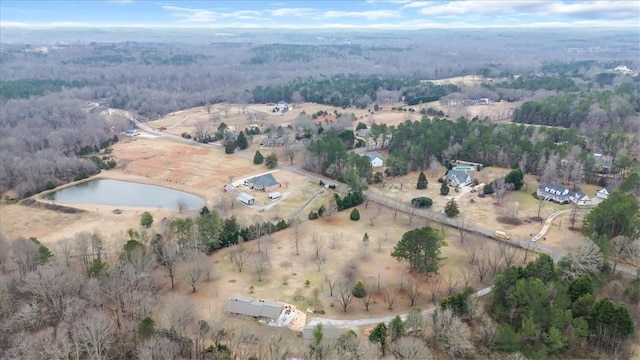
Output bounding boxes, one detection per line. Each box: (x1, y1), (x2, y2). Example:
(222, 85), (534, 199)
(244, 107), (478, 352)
(363, 152), (384, 168)
(597, 187), (613, 199)
(446, 169), (474, 187)
(536, 184), (591, 205)
(224, 296), (283, 322)
(245, 173), (281, 192)
(237, 192), (255, 205)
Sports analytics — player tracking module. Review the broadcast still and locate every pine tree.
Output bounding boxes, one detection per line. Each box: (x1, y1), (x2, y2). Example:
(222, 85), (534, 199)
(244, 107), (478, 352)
(444, 199), (459, 218)
(253, 150), (264, 164)
(236, 130), (248, 150)
(352, 280), (367, 298)
(417, 171), (428, 189)
(440, 181), (450, 195)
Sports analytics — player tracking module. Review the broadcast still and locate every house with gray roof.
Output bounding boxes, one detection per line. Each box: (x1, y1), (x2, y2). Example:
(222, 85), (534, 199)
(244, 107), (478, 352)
(224, 296), (283, 321)
(537, 183), (591, 205)
(446, 169), (473, 187)
(596, 186), (613, 199)
(245, 173), (281, 192)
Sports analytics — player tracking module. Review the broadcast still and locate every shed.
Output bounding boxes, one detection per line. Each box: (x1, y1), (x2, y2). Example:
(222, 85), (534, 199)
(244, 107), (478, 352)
(268, 192), (282, 200)
(237, 192), (255, 205)
(362, 152), (384, 168)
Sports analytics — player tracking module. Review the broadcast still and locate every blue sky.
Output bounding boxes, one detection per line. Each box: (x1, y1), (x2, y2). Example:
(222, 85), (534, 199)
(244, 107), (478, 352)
(1, 1), (639, 29)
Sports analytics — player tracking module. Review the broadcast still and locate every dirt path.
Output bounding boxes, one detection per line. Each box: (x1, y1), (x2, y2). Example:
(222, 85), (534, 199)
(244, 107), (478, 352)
(531, 209), (571, 242)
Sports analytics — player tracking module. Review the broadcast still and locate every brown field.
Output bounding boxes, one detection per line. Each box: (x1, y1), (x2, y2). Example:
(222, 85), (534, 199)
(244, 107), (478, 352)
(1, 99), (611, 329)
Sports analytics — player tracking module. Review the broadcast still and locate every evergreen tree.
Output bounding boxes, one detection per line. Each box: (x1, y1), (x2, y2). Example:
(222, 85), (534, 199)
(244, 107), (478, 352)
(444, 199), (459, 217)
(253, 150), (264, 164)
(236, 130), (248, 150)
(350, 208), (360, 221)
(369, 322), (388, 357)
(352, 280), (367, 298)
(440, 181), (450, 195)
(417, 171), (428, 189)
(224, 138), (236, 154)
(140, 211), (154, 228)
(505, 168), (525, 190)
(265, 152), (278, 169)
(389, 315), (405, 343)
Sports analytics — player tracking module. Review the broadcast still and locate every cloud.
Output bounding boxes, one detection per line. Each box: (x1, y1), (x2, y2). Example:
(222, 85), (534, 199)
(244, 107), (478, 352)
(267, 7), (316, 17)
(323, 10), (401, 20)
(162, 5), (263, 23)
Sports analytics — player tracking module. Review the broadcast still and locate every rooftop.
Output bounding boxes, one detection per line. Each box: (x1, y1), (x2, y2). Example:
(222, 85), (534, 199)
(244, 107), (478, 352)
(248, 173), (280, 188)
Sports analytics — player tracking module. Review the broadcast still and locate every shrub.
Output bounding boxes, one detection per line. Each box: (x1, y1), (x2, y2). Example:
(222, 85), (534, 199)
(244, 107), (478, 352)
(411, 197), (433, 208)
(253, 150), (264, 164)
(444, 199), (460, 218)
(417, 171), (428, 189)
(483, 183), (495, 194)
(308, 211), (319, 220)
(350, 208), (360, 221)
(440, 182), (450, 195)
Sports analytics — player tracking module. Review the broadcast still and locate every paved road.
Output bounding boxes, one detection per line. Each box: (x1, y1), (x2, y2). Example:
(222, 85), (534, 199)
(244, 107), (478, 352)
(531, 209), (571, 242)
(306, 287), (492, 328)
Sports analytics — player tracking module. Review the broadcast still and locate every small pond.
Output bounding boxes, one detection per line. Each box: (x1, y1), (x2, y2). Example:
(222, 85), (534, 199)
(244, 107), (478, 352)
(46, 179), (205, 210)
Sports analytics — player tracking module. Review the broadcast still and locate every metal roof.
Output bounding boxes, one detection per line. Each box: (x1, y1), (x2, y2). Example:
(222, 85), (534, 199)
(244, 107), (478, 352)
(224, 297), (283, 320)
(237, 192), (255, 202)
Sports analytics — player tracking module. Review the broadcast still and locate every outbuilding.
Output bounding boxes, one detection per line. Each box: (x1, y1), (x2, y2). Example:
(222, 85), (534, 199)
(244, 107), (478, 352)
(237, 192), (255, 205)
(268, 192), (282, 200)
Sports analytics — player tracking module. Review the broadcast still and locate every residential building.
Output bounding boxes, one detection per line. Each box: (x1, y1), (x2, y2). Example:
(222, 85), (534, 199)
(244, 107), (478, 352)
(274, 101), (289, 112)
(536, 183), (591, 205)
(363, 152), (384, 168)
(597, 187), (613, 199)
(245, 173), (281, 192)
(446, 169), (474, 187)
(224, 296), (283, 321)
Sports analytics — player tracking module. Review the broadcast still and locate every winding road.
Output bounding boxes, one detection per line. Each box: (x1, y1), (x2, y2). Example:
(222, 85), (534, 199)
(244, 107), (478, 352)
(121, 108), (638, 329)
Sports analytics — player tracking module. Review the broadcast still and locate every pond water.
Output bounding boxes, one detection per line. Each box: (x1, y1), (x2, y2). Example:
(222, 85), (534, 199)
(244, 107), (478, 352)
(46, 179), (205, 210)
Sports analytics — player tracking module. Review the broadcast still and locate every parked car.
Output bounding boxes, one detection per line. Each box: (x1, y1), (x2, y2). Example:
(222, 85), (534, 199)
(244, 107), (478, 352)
(478, 193), (485, 198)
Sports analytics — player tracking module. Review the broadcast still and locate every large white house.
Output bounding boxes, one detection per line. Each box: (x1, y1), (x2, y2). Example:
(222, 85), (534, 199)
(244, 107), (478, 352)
(536, 183), (591, 205)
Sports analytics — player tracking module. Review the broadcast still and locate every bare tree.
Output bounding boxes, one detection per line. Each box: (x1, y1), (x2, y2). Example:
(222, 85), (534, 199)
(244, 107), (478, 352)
(406, 207), (417, 225)
(336, 282), (354, 312)
(498, 242), (520, 268)
(323, 196), (338, 220)
(431, 308), (473, 358)
(230, 245), (251, 273)
(522, 240), (534, 264)
(153, 231), (180, 289)
(74, 311), (114, 360)
(406, 279), (422, 307)
(361, 283), (375, 311)
(11, 238), (41, 276)
(393, 337), (432, 360)
(486, 252), (503, 277)
(457, 216), (473, 243)
(444, 273), (459, 296)
(252, 251), (271, 282)
(311, 232), (327, 271)
(405, 307), (425, 337)
(427, 274), (441, 303)
(138, 336), (181, 360)
(459, 267), (475, 289)
(610, 235), (639, 275)
(292, 218), (302, 255)
(341, 258), (360, 285)
(183, 252), (210, 293)
(475, 258), (489, 284)
(331, 232), (342, 250)
(464, 237), (481, 265)
(56, 237), (74, 267)
(325, 275), (339, 297)
(493, 177), (513, 206)
(383, 285), (399, 310)
(285, 144), (297, 165)
(559, 239), (604, 282)
(177, 199), (187, 214)
(194, 120), (210, 142)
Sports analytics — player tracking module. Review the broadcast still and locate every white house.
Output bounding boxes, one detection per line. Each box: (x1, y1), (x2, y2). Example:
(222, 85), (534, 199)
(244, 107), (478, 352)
(537, 184), (591, 205)
(363, 152), (384, 168)
(597, 187), (612, 199)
